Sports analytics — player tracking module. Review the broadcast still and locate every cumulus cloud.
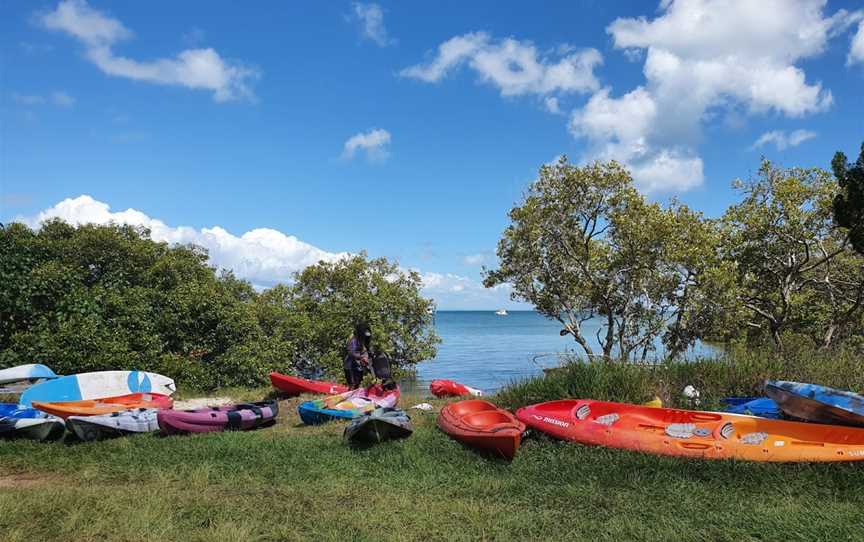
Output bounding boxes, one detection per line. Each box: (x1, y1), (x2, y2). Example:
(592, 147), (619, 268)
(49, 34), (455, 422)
(400, 32), (602, 98)
(752, 129), (817, 150)
(568, 0), (854, 192)
(352, 3), (393, 47)
(38, 0), (256, 102)
(342, 128), (392, 161)
(21, 195), (347, 288)
(19, 195), (519, 309)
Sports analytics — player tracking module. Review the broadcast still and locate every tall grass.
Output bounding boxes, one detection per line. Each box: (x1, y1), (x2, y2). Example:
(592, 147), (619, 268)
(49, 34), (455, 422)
(496, 342), (864, 410)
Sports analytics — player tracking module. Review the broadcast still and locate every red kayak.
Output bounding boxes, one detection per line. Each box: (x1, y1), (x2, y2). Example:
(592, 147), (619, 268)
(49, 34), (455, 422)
(270, 372), (349, 397)
(430, 379), (483, 398)
(437, 400), (525, 460)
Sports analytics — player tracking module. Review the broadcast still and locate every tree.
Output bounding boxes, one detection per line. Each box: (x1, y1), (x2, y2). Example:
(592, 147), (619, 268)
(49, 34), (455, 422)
(833, 142), (864, 255)
(721, 160), (864, 349)
(261, 254), (440, 378)
(484, 157), (726, 361)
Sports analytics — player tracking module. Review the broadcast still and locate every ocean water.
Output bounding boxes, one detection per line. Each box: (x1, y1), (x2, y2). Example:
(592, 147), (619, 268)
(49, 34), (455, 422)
(410, 310), (718, 393)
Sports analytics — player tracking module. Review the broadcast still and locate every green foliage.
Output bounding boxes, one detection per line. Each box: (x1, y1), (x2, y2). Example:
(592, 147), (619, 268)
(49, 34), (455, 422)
(720, 160), (864, 349)
(0, 221), (436, 390)
(833, 142), (864, 254)
(264, 254), (439, 380)
(484, 156), (728, 361)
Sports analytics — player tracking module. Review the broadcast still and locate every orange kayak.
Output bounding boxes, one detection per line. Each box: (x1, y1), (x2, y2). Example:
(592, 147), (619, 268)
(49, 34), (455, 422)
(517, 399), (864, 462)
(32, 393), (173, 419)
(438, 400), (525, 460)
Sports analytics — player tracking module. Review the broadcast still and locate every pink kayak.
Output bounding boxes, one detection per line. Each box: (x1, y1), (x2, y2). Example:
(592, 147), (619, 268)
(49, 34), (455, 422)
(157, 400), (278, 435)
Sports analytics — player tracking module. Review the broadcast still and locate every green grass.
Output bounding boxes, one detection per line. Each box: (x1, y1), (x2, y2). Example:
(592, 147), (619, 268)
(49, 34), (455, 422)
(3, 389), (864, 541)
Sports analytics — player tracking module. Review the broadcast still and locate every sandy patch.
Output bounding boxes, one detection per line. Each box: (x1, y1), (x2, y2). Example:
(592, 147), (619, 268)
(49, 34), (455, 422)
(0, 473), (56, 489)
(173, 397), (234, 410)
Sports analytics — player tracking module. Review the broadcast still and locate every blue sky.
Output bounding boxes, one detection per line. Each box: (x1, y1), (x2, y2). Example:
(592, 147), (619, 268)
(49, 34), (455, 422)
(2, 0), (863, 308)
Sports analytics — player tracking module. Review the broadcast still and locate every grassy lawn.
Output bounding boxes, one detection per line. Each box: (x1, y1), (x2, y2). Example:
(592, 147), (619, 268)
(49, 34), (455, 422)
(2, 390), (864, 541)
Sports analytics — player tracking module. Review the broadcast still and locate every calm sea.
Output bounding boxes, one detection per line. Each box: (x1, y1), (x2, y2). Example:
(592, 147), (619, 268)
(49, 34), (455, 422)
(409, 310), (718, 393)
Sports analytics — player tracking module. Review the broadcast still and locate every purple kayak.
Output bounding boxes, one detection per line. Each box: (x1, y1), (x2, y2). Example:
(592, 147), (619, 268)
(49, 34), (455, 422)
(157, 400), (278, 435)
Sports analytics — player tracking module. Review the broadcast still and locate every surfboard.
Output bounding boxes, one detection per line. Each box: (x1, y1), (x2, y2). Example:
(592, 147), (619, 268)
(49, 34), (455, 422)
(0, 364), (58, 385)
(19, 371), (175, 407)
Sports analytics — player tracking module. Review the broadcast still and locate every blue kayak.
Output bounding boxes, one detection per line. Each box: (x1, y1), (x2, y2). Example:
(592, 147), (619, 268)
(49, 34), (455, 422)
(0, 403), (44, 419)
(298, 401), (360, 425)
(764, 380), (864, 427)
(721, 397), (781, 418)
(0, 403), (65, 441)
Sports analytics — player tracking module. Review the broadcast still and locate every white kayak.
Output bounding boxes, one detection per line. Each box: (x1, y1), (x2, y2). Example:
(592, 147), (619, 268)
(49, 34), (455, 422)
(67, 408), (159, 442)
(0, 416), (65, 441)
(0, 364), (58, 385)
(19, 370), (176, 407)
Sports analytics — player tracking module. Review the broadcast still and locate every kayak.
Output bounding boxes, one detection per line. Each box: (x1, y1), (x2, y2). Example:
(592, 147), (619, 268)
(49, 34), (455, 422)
(157, 401), (278, 435)
(0, 364), (58, 385)
(270, 372), (349, 397)
(344, 408), (413, 445)
(32, 392), (173, 419)
(299, 384), (400, 425)
(517, 399), (864, 462)
(0, 404), (65, 441)
(722, 397), (781, 418)
(20, 370), (176, 407)
(765, 380), (864, 427)
(429, 379), (483, 398)
(437, 400), (525, 460)
(67, 408), (159, 442)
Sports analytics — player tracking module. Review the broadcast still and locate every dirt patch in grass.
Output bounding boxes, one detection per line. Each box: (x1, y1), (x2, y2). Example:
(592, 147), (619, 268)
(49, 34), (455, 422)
(0, 472), (63, 489)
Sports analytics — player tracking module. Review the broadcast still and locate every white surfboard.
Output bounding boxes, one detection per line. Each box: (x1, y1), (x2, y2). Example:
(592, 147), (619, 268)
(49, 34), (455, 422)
(19, 370), (175, 407)
(0, 364), (58, 385)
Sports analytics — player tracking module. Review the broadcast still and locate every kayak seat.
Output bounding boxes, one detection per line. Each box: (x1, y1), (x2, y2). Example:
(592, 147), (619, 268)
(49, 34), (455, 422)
(448, 400), (498, 417)
(462, 411), (515, 429)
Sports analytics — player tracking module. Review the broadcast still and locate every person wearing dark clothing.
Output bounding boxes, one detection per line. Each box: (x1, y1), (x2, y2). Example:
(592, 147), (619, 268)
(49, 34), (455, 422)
(344, 323), (372, 389)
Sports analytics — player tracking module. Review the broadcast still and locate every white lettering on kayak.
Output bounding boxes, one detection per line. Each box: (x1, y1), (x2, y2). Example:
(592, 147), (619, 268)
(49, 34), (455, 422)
(532, 414), (570, 428)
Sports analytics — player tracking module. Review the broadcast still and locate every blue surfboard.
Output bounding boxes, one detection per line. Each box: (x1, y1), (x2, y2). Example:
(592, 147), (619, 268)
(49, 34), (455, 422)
(764, 380), (864, 427)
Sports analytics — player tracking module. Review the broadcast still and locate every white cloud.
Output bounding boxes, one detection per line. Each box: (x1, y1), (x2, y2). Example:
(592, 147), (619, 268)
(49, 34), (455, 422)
(12, 93), (45, 106)
(752, 129), (817, 151)
(12, 91), (75, 107)
(568, 0), (853, 193)
(401, 32), (602, 97)
(463, 254), (486, 266)
(352, 3), (393, 47)
(342, 128), (391, 161)
(851, 21), (864, 65)
(543, 96), (561, 114)
(19, 195), (522, 309)
(38, 0), (256, 102)
(51, 91), (75, 107)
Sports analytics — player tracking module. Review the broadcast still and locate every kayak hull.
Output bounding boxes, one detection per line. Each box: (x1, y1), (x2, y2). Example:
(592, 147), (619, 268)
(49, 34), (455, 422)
(32, 393), (173, 419)
(270, 372), (349, 397)
(0, 364), (58, 385)
(20, 370), (175, 407)
(344, 408), (413, 444)
(0, 405), (65, 441)
(437, 400), (525, 460)
(429, 379), (483, 398)
(765, 380), (864, 427)
(157, 401), (278, 435)
(67, 408), (160, 442)
(517, 399), (864, 462)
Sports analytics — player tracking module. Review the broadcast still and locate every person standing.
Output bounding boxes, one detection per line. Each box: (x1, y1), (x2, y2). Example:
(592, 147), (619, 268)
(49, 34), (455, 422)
(344, 322), (372, 389)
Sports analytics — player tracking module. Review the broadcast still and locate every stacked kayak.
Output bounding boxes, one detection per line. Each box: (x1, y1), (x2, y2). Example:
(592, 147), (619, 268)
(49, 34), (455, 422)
(344, 407), (413, 445)
(0, 404), (65, 441)
(0, 364), (58, 385)
(438, 400), (525, 460)
(722, 397), (781, 419)
(270, 372), (348, 397)
(67, 408), (160, 442)
(158, 401), (278, 435)
(20, 370), (176, 407)
(765, 380), (864, 427)
(429, 379), (483, 398)
(517, 399), (864, 462)
(299, 384), (399, 425)
(32, 392), (173, 419)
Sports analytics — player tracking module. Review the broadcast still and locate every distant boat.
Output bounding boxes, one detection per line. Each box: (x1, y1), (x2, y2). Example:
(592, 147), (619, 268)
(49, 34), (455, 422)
(495, 309), (508, 316)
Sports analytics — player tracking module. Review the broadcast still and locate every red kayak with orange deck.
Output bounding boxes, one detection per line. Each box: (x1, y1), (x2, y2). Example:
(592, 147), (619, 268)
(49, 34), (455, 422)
(437, 399), (525, 459)
(429, 379), (483, 398)
(269, 372), (349, 397)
